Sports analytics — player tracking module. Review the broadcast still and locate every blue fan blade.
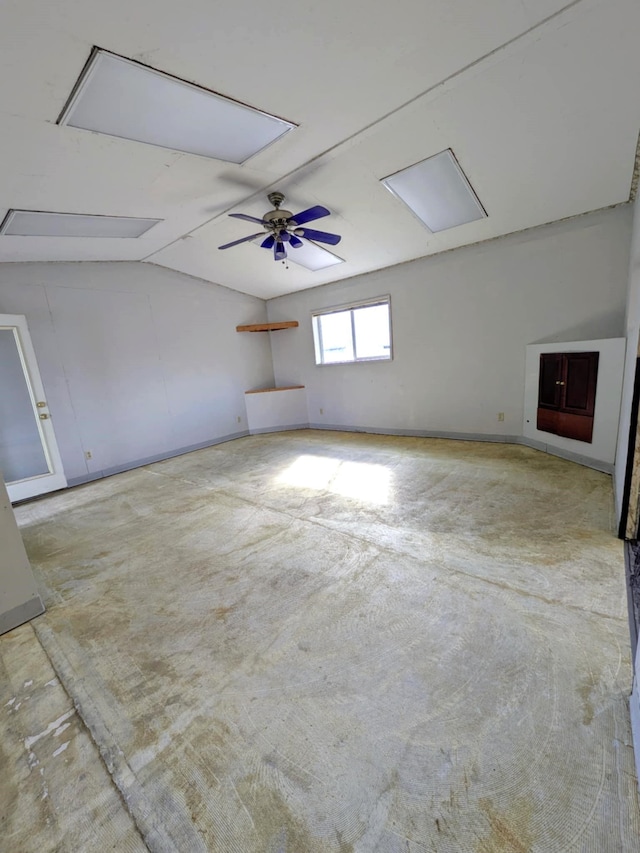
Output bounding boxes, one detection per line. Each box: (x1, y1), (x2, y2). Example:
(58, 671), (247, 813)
(289, 205), (330, 226)
(229, 213), (265, 225)
(279, 230), (291, 242)
(289, 235), (304, 248)
(261, 235), (275, 249)
(218, 232), (264, 250)
(274, 241), (287, 261)
(298, 227), (341, 245)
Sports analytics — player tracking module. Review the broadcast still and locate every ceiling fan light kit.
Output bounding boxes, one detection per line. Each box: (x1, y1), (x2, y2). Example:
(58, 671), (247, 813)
(219, 191), (342, 262)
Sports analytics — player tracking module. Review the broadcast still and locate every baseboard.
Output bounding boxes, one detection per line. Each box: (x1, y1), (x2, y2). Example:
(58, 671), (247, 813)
(516, 436), (613, 473)
(0, 595), (45, 636)
(249, 423), (309, 435)
(66, 431), (250, 487)
(308, 423), (520, 444)
(67, 472), (105, 488)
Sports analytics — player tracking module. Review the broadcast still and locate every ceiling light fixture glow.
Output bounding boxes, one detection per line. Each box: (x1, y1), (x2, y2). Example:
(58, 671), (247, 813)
(0, 210), (161, 238)
(58, 48), (296, 163)
(255, 237), (344, 272)
(381, 149), (487, 233)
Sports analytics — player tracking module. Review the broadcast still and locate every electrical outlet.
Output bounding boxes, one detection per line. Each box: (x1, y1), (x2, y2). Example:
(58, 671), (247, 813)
(319, 407), (324, 415)
(497, 412), (505, 422)
(85, 450), (92, 460)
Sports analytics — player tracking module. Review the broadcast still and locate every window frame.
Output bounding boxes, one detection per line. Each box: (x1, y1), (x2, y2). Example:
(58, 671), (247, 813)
(311, 296), (393, 366)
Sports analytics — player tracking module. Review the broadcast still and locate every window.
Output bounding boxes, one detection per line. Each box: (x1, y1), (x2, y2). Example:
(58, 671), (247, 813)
(312, 298), (392, 365)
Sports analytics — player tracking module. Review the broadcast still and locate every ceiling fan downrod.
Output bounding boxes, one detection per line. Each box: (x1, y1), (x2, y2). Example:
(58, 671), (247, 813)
(267, 191), (285, 209)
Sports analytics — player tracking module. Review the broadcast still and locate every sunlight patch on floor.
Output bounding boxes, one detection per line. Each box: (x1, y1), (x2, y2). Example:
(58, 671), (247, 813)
(275, 454), (392, 504)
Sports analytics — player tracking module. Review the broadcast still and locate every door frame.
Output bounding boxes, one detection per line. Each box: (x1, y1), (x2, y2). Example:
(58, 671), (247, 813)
(0, 314), (67, 501)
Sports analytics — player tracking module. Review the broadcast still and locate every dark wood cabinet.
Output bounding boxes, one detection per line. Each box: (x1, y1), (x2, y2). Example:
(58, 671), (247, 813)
(538, 353), (563, 409)
(537, 352), (599, 443)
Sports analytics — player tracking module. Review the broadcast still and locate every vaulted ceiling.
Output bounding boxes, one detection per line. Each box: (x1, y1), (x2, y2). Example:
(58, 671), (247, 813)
(1, 0), (639, 298)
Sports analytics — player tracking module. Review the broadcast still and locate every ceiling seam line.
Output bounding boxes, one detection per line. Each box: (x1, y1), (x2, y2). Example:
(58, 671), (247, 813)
(141, 0), (591, 262)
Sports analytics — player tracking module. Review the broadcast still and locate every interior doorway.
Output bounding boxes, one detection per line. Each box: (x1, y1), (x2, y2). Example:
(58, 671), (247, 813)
(0, 313), (66, 501)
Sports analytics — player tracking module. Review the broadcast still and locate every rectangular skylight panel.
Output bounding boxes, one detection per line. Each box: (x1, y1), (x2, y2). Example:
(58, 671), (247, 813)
(59, 49), (295, 164)
(381, 149), (487, 233)
(286, 240), (344, 272)
(0, 210), (161, 238)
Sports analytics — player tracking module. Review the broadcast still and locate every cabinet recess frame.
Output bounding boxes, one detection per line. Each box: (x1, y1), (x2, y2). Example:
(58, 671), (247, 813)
(537, 351), (599, 443)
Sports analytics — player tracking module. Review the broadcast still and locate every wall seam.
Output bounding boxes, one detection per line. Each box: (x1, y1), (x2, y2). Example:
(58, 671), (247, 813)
(41, 284), (89, 479)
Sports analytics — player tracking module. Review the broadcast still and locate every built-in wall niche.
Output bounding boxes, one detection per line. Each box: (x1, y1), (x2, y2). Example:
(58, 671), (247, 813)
(537, 351), (599, 443)
(523, 338), (625, 470)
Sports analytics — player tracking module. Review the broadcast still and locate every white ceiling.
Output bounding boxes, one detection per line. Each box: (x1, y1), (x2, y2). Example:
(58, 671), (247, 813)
(0, 0), (639, 299)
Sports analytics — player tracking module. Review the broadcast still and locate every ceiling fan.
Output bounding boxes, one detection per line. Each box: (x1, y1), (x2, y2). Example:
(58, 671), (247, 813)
(218, 191), (341, 261)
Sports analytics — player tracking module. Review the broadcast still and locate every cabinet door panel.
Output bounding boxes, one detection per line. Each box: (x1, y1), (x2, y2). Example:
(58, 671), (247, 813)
(556, 412), (594, 443)
(536, 407), (558, 435)
(538, 353), (562, 408)
(563, 352), (598, 416)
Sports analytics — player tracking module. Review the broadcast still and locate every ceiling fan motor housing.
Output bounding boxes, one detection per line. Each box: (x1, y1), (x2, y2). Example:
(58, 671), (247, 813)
(262, 193), (295, 231)
(262, 209), (295, 227)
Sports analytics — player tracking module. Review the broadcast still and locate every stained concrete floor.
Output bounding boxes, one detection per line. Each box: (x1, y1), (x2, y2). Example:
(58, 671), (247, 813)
(2, 431), (639, 851)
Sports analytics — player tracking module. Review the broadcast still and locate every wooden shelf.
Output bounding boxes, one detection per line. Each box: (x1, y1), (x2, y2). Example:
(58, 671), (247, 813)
(236, 321), (298, 333)
(245, 386), (305, 395)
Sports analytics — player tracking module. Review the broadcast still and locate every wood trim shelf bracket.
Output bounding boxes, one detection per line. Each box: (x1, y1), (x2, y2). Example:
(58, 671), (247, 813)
(245, 386), (305, 394)
(236, 321), (298, 332)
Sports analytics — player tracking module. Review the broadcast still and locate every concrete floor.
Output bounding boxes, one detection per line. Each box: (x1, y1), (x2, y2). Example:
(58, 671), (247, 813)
(2, 430), (639, 851)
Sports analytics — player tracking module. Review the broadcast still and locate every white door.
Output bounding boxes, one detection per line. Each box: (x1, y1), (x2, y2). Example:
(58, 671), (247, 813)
(0, 314), (66, 501)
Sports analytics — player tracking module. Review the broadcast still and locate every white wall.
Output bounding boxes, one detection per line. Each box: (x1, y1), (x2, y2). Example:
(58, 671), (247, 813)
(268, 207), (632, 443)
(523, 339), (626, 469)
(615, 195), (640, 517)
(613, 195), (640, 789)
(0, 262), (274, 484)
(632, 658), (640, 793)
(0, 475), (43, 634)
